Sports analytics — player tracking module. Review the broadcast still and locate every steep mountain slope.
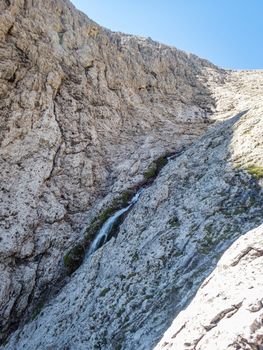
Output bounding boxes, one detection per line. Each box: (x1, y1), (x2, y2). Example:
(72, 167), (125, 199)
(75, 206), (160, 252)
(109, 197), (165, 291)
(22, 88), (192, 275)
(4, 99), (263, 349)
(155, 224), (263, 350)
(0, 0), (263, 348)
(0, 0), (224, 340)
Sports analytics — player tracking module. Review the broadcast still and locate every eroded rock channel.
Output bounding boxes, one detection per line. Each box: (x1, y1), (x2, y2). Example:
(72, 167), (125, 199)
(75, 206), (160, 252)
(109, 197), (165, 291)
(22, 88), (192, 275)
(1, 0), (263, 348)
(64, 153), (176, 275)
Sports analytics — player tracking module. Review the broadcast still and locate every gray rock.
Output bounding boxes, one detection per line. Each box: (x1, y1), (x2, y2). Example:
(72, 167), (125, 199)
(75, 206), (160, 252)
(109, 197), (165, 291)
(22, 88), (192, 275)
(1, 0), (263, 348)
(155, 224), (263, 350)
(0, 0), (222, 339)
(3, 105), (263, 349)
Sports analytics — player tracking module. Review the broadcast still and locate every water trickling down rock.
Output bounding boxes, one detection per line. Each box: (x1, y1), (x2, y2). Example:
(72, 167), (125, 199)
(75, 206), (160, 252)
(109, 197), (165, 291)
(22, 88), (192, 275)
(0, 0), (263, 349)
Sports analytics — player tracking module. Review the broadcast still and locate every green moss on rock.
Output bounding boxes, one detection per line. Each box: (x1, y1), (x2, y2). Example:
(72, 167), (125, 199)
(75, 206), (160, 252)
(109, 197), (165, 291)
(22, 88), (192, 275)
(63, 189), (137, 275)
(143, 156), (168, 182)
(245, 165), (263, 179)
(99, 287), (110, 297)
(144, 162), (158, 180)
(30, 298), (46, 321)
(63, 244), (85, 275)
(168, 217), (180, 228)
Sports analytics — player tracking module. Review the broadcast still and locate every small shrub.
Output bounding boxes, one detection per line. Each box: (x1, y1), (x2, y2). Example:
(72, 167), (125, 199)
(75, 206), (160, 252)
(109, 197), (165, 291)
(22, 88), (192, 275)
(155, 156), (168, 169)
(63, 244), (85, 275)
(143, 156), (168, 182)
(30, 299), (45, 321)
(99, 287), (110, 297)
(144, 162), (158, 180)
(119, 190), (136, 206)
(131, 251), (139, 262)
(168, 217), (180, 228)
(245, 165), (263, 180)
(116, 308), (125, 318)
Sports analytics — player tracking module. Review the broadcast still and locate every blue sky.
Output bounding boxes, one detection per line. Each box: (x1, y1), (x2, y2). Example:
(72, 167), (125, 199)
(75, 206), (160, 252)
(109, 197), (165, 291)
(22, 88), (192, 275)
(71, 0), (263, 69)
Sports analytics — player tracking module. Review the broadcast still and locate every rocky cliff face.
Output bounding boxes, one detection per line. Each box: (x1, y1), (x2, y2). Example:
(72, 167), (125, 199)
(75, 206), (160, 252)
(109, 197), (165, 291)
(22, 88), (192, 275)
(155, 224), (263, 350)
(0, 0), (263, 349)
(0, 0), (222, 340)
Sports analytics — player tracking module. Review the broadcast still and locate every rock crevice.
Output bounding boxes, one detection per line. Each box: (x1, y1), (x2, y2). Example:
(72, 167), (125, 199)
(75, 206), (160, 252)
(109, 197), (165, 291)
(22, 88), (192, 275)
(1, 0), (263, 348)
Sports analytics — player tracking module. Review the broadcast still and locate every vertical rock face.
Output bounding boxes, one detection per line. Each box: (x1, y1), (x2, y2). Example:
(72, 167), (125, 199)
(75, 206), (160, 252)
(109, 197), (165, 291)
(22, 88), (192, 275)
(0, 0), (223, 340)
(0, 0), (263, 348)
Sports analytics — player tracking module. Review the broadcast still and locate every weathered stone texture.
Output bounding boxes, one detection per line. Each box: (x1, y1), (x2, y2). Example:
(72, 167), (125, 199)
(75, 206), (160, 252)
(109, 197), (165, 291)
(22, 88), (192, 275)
(0, 0), (263, 348)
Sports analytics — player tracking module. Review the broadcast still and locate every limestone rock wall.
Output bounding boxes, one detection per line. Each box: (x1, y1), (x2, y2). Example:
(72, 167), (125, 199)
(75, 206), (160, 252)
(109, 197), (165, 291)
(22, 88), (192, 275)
(1, 0), (263, 348)
(4, 99), (263, 349)
(0, 0), (224, 340)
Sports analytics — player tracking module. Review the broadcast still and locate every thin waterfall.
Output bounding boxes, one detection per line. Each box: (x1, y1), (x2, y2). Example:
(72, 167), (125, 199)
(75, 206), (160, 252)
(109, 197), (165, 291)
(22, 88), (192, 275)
(85, 151), (181, 259)
(86, 189), (144, 258)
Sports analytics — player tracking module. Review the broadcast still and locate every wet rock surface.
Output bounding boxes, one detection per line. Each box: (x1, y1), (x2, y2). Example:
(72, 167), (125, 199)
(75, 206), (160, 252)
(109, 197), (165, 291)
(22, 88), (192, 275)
(0, 0), (263, 348)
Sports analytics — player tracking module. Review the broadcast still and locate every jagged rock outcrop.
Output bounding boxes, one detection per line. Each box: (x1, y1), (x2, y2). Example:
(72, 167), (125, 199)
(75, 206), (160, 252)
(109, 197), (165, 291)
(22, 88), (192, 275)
(155, 224), (263, 350)
(1, 0), (263, 348)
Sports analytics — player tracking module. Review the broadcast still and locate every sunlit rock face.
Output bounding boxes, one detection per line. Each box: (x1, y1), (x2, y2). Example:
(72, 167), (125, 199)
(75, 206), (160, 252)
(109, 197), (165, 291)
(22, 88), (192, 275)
(1, 0), (263, 348)
(155, 224), (263, 350)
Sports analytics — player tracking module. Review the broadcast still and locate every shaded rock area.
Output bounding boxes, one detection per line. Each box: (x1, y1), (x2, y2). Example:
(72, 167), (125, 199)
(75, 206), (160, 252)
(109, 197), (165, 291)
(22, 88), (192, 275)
(0, 0), (263, 349)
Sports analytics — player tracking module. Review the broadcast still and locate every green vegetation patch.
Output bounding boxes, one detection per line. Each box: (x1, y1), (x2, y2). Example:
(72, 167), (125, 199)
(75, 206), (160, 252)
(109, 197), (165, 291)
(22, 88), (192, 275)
(245, 165), (263, 180)
(116, 307), (125, 318)
(63, 189), (137, 275)
(63, 244), (85, 275)
(63, 154), (170, 275)
(168, 216), (180, 228)
(144, 162), (158, 180)
(143, 156), (168, 183)
(99, 287), (110, 298)
(30, 298), (46, 321)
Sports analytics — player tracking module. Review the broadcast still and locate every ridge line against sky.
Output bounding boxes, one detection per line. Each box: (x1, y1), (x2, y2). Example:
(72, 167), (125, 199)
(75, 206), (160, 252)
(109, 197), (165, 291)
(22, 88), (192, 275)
(71, 0), (263, 70)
